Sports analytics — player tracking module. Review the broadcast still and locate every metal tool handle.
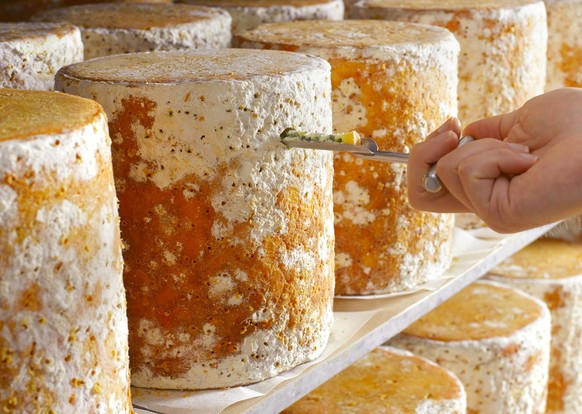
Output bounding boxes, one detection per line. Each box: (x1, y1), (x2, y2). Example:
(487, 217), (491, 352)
(422, 135), (475, 193)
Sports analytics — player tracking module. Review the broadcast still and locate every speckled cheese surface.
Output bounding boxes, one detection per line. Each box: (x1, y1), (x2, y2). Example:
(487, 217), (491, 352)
(181, 0), (344, 33)
(282, 346), (466, 414)
(32, 3), (231, 59)
(0, 23), (82, 91)
(389, 280), (551, 414)
(235, 20), (458, 295)
(0, 89), (131, 412)
(486, 238), (582, 413)
(545, 0), (582, 89)
(56, 48), (335, 390)
(350, 0), (548, 125)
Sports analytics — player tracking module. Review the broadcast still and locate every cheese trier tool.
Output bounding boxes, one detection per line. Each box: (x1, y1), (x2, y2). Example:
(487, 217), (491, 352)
(280, 128), (474, 193)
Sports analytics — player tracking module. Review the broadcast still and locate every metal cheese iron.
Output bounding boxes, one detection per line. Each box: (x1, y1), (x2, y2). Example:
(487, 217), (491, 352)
(280, 127), (474, 193)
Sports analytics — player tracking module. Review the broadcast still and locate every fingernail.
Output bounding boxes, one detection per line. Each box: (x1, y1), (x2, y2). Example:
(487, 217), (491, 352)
(436, 118), (452, 134)
(507, 143), (530, 153)
(518, 152), (538, 161)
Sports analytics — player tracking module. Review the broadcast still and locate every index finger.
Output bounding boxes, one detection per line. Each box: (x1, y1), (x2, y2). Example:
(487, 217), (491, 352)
(463, 109), (520, 140)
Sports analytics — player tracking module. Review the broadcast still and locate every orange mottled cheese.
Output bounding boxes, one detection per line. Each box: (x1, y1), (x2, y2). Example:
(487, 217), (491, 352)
(390, 280), (551, 413)
(0, 89), (131, 412)
(351, 0), (548, 125)
(487, 238), (582, 413)
(56, 49), (336, 390)
(282, 347), (466, 413)
(235, 19), (458, 295)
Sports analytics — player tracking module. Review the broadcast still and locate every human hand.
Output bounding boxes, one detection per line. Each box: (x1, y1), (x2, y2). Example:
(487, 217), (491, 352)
(408, 88), (582, 233)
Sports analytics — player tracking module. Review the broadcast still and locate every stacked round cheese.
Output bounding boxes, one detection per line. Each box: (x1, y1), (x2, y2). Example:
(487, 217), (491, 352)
(56, 48), (335, 390)
(32, 3), (231, 59)
(235, 20), (458, 295)
(350, 0), (548, 125)
(389, 280), (551, 413)
(282, 347), (466, 413)
(180, 0), (344, 33)
(0, 0), (173, 23)
(0, 23), (82, 90)
(0, 89), (131, 412)
(487, 238), (582, 413)
(545, 0), (582, 89)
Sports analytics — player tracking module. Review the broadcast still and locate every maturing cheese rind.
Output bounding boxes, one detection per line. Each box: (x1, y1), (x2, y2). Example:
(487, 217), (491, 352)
(487, 238), (582, 413)
(389, 280), (551, 414)
(56, 49), (335, 390)
(32, 3), (231, 59)
(0, 89), (131, 413)
(350, 0), (548, 125)
(235, 19), (458, 295)
(282, 346), (466, 414)
(0, 23), (82, 91)
(545, 0), (582, 89)
(181, 0), (344, 33)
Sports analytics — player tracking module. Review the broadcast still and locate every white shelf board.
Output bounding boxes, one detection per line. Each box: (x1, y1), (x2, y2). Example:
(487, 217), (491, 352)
(132, 223), (557, 414)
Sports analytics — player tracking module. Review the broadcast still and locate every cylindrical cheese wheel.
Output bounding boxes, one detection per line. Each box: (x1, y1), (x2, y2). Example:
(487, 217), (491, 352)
(179, 0), (344, 33)
(389, 280), (551, 414)
(487, 238), (582, 413)
(32, 3), (231, 59)
(0, 89), (131, 412)
(56, 49), (335, 390)
(235, 20), (458, 295)
(282, 347), (466, 413)
(0, 0), (172, 23)
(350, 0), (548, 125)
(545, 0), (582, 89)
(0, 23), (82, 90)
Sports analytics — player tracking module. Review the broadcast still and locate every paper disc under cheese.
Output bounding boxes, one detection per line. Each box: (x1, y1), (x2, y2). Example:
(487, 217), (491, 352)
(0, 88), (131, 412)
(0, 22), (82, 91)
(389, 280), (551, 413)
(487, 238), (582, 413)
(56, 48), (336, 390)
(282, 347), (466, 413)
(182, 0), (344, 33)
(350, 0), (547, 125)
(236, 19), (458, 295)
(32, 3), (231, 59)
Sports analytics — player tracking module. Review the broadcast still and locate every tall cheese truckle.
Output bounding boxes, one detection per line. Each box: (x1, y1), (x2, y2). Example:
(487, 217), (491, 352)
(32, 3), (231, 59)
(56, 49), (336, 389)
(179, 0), (344, 33)
(0, 22), (82, 90)
(235, 20), (459, 295)
(0, 89), (131, 412)
(487, 238), (582, 414)
(389, 280), (551, 414)
(350, 0), (548, 125)
(545, 0), (582, 90)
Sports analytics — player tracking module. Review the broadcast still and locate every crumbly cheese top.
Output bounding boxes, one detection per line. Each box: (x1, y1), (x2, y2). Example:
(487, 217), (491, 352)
(403, 282), (544, 341)
(57, 48), (330, 84)
(284, 347), (464, 413)
(0, 21), (77, 41)
(184, 0), (336, 7)
(0, 89), (102, 142)
(491, 238), (582, 280)
(33, 3), (228, 30)
(238, 19), (454, 48)
(359, 0), (542, 10)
